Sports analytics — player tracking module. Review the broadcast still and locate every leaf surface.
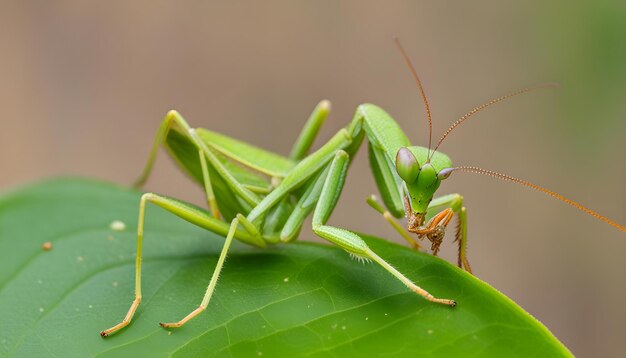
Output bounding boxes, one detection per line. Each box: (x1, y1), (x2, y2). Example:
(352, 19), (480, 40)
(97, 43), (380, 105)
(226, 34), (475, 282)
(0, 178), (571, 357)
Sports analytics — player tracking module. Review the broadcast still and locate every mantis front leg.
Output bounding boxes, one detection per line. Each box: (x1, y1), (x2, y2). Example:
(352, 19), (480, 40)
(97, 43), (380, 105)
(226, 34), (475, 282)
(368, 193), (471, 273)
(422, 194), (471, 273)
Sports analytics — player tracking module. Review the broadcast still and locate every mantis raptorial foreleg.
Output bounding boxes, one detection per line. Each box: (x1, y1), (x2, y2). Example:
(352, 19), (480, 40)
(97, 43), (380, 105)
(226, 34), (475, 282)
(414, 208), (454, 255)
(424, 194), (470, 272)
(367, 192), (471, 273)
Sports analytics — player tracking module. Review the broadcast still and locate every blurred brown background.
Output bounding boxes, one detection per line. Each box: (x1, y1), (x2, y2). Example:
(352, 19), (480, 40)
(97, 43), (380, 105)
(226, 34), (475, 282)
(1, 1), (625, 356)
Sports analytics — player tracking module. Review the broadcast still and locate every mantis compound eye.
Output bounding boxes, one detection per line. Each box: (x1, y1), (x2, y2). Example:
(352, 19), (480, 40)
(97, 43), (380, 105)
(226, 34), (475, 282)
(395, 147), (420, 184)
(437, 167), (454, 180)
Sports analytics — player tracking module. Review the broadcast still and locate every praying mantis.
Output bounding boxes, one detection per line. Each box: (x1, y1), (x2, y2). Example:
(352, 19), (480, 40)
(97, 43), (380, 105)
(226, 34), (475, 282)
(100, 40), (626, 337)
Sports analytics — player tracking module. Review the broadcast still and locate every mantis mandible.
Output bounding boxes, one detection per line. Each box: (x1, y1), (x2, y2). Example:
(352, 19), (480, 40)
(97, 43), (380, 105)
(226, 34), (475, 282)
(100, 40), (626, 337)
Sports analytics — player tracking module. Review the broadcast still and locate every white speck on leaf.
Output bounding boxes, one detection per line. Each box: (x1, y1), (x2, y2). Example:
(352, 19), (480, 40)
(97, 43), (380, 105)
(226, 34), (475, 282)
(341, 326), (346, 330)
(89, 305), (93, 309)
(283, 277), (289, 283)
(112, 281), (118, 287)
(110, 220), (126, 231)
(427, 329), (433, 335)
(39, 307), (44, 312)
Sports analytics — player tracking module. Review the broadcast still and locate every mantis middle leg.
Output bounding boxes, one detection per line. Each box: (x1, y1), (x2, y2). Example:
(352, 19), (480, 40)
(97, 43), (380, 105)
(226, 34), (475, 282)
(235, 118), (456, 307)
(310, 150), (456, 306)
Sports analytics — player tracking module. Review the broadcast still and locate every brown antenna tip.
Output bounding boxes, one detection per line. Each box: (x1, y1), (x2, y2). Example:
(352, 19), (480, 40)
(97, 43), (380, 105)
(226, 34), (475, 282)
(451, 166), (626, 233)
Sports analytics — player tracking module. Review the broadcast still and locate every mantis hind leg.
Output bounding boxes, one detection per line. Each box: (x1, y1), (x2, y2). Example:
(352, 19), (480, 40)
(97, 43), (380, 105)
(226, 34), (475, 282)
(159, 217), (240, 329)
(133, 111), (180, 188)
(99, 193), (262, 337)
(311, 150), (456, 307)
(130, 112), (224, 219)
(134, 110), (262, 208)
(135, 99), (331, 190)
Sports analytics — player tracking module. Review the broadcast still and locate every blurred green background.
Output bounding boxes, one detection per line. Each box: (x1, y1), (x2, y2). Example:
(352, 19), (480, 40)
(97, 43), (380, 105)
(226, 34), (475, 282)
(1, 1), (624, 356)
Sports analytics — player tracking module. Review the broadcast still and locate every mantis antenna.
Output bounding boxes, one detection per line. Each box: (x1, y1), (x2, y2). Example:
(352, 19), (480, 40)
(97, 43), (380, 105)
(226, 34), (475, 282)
(431, 83), (560, 155)
(450, 166), (626, 232)
(394, 37), (433, 161)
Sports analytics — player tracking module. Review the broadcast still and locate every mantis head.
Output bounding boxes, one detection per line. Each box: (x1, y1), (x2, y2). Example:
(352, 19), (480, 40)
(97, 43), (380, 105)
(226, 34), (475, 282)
(393, 40), (623, 234)
(395, 147), (452, 219)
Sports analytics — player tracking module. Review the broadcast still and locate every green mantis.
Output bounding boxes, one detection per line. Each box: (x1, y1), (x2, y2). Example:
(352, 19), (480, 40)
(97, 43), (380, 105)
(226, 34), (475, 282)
(100, 40), (626, 337)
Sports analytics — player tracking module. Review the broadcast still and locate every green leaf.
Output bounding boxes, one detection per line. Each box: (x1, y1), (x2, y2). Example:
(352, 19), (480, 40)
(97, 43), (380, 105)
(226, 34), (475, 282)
(0, 178), (570, 357)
